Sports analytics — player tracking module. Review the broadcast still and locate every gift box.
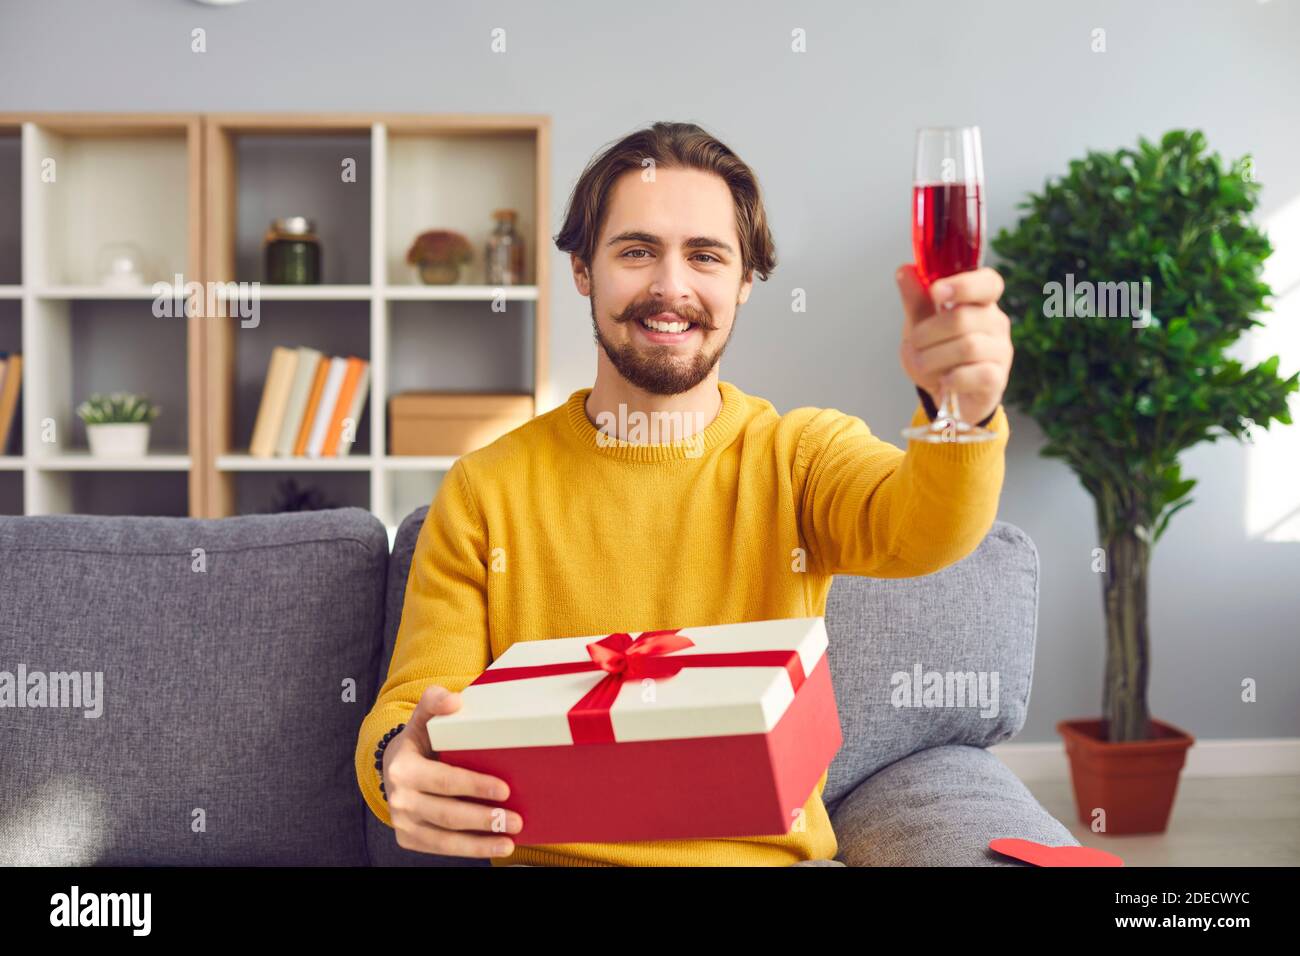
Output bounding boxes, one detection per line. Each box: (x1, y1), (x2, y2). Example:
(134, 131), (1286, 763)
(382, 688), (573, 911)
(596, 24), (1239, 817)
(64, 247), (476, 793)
(424, 616), (842, 845)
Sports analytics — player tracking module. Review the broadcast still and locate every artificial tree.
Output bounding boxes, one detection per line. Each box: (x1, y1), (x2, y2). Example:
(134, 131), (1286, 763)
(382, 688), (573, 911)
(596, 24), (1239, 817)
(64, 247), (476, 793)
(992, 129), (1297, 743)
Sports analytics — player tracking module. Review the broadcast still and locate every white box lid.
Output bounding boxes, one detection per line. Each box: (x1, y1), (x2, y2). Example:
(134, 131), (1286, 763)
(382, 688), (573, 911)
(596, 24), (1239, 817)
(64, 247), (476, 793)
(425, 616), (829, 751)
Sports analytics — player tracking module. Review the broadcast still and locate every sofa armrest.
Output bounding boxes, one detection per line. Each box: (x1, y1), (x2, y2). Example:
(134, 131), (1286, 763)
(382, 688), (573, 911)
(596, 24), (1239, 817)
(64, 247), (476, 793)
(828, 744), (1078, 866)
(822, 521), (1040, 809)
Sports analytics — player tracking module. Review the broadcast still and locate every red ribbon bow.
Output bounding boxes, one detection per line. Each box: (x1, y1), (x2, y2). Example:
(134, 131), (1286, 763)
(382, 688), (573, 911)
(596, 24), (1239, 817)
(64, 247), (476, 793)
(469, 627), (807, 744)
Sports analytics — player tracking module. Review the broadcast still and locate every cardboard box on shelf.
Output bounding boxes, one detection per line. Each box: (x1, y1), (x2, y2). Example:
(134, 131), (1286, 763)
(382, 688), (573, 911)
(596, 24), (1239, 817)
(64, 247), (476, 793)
(388, 391), (533, 456)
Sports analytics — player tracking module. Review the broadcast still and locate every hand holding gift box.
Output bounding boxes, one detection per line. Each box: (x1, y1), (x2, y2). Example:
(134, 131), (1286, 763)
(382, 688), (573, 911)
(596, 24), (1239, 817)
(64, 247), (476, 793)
(425, 616), (843, 846)
(381, 684), (522, 859)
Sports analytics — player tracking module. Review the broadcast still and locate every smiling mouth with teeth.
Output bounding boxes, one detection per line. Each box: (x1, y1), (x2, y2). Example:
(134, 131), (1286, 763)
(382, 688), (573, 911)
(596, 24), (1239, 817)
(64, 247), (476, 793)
(637, 315), (698, 334)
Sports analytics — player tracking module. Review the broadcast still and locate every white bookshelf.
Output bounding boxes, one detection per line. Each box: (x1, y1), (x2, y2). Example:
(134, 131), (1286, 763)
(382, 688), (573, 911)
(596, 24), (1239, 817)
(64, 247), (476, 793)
(0, 127), (22, 514)
(0, 114), (203, 518)
(248, 284), (374, 300)
(36, 450), (191, 471)
(204, 114), (551, 534)
(33, 286), (182, 299)
(384, 284), (539, 301)
(0, 112), (550, 528)
(215, 453), (375, 472)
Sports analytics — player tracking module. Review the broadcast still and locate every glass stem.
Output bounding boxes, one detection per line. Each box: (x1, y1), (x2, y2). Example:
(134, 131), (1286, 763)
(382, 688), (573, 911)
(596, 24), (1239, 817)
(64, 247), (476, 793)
(935, 384), (962, 424)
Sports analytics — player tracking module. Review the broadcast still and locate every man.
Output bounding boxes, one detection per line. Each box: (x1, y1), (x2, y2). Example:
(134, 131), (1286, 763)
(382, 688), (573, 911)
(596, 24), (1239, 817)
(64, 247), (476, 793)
(357, 121), (1013, 866)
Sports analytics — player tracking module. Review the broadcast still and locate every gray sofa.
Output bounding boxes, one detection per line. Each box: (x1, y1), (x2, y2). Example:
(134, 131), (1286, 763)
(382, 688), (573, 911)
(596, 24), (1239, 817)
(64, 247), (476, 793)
(0, 505), (1078, 866)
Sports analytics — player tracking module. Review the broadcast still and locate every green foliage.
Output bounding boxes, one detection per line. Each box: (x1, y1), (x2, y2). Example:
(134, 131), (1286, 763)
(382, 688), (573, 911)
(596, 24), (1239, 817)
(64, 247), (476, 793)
(992, 129), (1298, 543)
(75, 392), (161, 425)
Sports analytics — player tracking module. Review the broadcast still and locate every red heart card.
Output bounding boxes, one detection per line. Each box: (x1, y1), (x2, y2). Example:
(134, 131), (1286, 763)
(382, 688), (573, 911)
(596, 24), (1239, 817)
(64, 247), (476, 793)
(989, 837), (1124, 867)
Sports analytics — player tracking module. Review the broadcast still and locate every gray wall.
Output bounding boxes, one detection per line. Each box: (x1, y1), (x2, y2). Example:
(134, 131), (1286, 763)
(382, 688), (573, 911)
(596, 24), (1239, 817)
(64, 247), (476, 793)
(2, 0), (1297, 742)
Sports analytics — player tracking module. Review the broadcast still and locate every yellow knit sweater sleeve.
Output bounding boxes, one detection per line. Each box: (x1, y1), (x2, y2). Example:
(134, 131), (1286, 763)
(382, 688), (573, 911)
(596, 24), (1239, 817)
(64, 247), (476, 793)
(355, 459), (491, 827)
(794, 399), (1009, 578)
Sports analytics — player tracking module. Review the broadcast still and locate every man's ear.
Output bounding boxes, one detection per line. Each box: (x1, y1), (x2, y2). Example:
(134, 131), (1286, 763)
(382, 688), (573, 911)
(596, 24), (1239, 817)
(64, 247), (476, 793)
(571, 253), (592, 296)
(737, 270), (754, 305)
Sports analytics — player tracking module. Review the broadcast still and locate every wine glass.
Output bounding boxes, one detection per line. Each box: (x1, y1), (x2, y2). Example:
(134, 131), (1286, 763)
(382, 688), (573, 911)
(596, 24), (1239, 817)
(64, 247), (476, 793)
(901, 125), (998, 443)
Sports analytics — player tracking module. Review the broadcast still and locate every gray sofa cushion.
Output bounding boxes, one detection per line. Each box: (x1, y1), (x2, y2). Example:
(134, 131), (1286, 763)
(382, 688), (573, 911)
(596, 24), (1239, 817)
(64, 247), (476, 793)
(0, 507), (388, 866)
(830, 744), (1078, 865)
(822, 522), (1039, 813)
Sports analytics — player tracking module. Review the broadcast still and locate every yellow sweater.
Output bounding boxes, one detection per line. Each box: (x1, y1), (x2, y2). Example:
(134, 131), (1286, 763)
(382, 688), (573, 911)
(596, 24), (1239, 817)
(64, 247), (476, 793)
(357, 379), (1009, 866)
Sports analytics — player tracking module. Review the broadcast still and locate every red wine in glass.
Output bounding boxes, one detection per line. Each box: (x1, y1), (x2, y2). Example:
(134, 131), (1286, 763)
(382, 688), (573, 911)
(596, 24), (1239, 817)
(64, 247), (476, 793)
(912, 182), (982, 288)
(902, 126), (997, 443)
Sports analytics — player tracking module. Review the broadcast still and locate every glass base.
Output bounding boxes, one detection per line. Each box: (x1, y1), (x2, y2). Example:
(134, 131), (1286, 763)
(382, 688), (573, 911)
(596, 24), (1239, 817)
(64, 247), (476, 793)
(901, 417), (999, 444)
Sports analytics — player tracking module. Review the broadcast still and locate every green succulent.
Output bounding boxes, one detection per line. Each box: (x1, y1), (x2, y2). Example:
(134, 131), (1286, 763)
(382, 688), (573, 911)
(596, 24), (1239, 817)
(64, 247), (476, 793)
(76, 392), (161, 425)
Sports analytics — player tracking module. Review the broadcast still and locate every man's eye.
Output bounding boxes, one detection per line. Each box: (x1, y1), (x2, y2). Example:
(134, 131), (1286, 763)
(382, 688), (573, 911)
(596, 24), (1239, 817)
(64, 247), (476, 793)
(621, 249), (719, 263)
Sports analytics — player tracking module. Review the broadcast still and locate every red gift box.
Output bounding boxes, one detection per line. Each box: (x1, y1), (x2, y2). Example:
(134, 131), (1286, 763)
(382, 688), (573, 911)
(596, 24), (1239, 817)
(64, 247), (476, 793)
(424, 616), (843, 845)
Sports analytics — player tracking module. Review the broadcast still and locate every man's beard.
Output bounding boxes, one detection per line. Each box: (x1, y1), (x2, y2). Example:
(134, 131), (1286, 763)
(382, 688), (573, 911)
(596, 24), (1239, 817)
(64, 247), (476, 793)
(590, 292), (735, 396)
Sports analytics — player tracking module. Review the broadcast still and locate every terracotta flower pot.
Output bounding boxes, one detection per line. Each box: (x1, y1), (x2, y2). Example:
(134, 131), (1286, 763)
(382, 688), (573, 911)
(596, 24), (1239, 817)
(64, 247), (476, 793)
(1057, 717), (1194, 835)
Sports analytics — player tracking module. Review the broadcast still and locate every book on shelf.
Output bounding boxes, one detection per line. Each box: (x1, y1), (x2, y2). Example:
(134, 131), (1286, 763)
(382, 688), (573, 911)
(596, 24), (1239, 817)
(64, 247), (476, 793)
(293, 358), (332, 456)
(248, 346), (369, 459)
(329, 355), (370, 457)
(275, 347), (323, 457)
(305, 357), (347, 458)
(0, 353), (22, 456)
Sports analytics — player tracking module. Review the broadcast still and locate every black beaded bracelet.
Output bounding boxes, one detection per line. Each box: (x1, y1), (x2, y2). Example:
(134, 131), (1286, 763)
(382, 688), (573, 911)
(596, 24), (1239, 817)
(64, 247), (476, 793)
(374, 722), (406, 802)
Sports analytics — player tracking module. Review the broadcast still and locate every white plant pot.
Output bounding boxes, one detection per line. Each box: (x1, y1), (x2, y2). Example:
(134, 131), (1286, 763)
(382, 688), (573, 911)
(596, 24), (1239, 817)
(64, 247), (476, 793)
(86, 423), (151, 458)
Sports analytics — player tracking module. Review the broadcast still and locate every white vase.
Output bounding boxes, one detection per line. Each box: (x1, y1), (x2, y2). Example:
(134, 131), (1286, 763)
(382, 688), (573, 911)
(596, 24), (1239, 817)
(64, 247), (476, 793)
(86, 423), (150, 458)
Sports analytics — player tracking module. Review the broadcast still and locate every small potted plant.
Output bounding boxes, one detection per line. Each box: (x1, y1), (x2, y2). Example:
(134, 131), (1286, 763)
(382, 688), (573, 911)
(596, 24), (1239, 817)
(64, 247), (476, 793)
(406, 229), (474, 285)
(77, 392), (161, 458)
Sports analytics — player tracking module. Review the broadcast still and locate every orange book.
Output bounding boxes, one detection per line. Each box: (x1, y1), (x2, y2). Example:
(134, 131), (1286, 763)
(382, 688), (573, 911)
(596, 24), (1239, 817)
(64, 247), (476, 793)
(292, 357), (332, 456)
(322, 357), (365, 456)
(0, 354), (22, 455)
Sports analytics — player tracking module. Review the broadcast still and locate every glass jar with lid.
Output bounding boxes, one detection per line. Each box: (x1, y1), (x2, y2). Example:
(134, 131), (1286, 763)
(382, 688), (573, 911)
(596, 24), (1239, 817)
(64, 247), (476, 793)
(264, 216), (322, 284)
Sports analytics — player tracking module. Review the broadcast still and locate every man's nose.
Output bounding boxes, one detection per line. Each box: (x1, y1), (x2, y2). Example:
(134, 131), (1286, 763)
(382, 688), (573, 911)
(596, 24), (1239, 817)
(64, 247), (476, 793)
(648, 252), (693, 303)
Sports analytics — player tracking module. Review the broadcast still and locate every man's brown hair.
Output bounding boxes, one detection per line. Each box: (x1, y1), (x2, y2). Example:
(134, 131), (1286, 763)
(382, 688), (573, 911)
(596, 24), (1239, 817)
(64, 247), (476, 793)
(554, 121), (777, 284)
